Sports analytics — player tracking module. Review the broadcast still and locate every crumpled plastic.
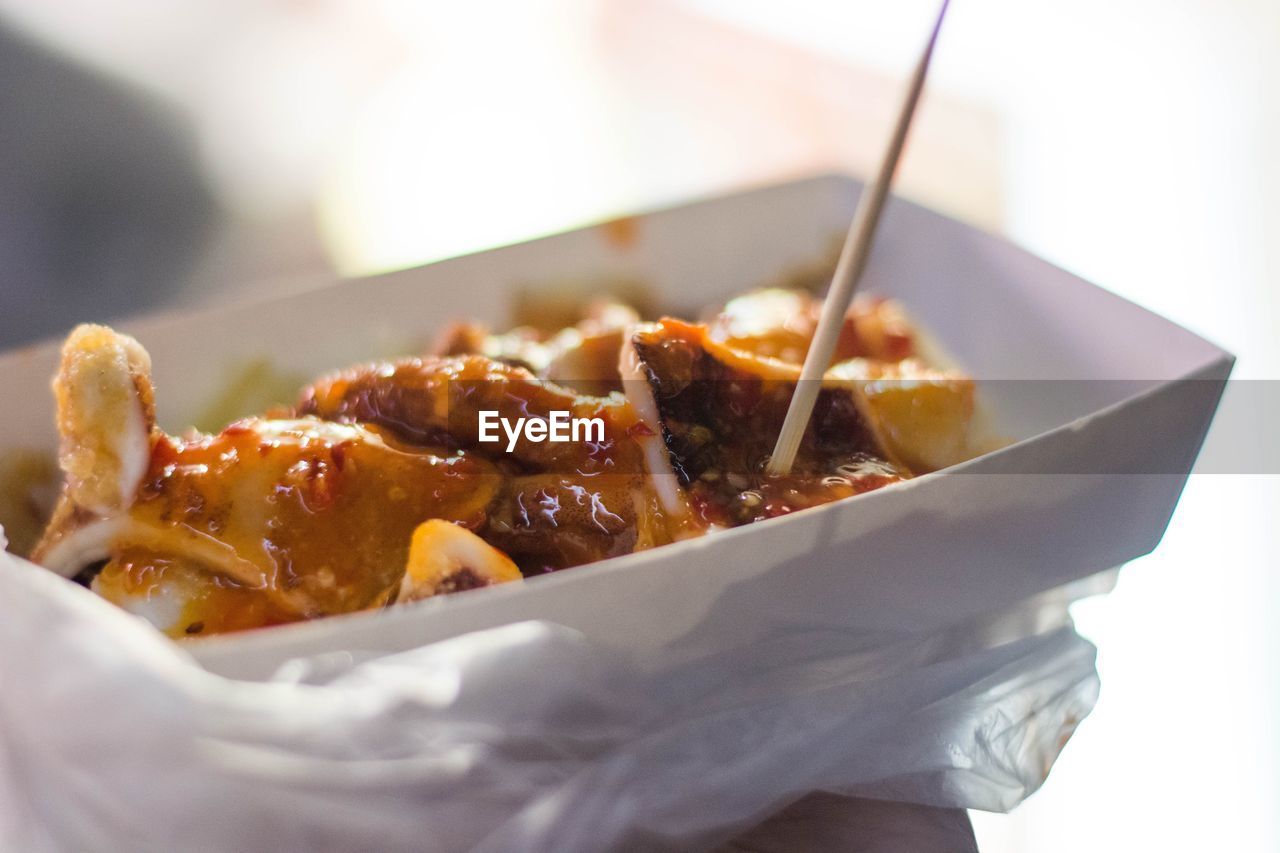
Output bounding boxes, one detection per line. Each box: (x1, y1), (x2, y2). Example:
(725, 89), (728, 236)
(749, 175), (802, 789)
(0, 530), (1101, 853)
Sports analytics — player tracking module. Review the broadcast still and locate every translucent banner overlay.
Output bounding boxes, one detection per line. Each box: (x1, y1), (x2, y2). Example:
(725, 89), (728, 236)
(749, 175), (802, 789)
(359, 376), (1277, 477)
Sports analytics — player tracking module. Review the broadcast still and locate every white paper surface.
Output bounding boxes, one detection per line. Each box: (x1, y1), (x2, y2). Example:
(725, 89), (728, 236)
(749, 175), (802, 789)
(0, 175), (1226, 850)
(0, 536), (1099, 853)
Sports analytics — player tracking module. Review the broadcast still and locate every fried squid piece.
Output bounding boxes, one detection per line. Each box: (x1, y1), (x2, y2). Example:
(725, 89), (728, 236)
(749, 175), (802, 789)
(399, 520), (522, 602)
(52, 324), (156, 516)
(827, 358), (977, 473)
(296, 354), (687, 573)
(430, 300), (639, 395)
(622, 319), (908, 527)
(707, 288), (916, 364)
(32, 325), (503, 637)
(710, 289), (979, 473)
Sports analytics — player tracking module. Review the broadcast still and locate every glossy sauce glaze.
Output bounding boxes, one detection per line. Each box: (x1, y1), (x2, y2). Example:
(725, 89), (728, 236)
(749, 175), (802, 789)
(98, 419), (497, 634)
(296, 355), (675, 574)
(33, 290), (978, 639)
(628, 319), (906, 527)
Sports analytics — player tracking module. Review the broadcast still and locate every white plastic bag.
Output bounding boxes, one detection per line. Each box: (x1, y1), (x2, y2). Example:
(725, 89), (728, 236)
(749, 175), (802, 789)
(0, 536), (1099, 853)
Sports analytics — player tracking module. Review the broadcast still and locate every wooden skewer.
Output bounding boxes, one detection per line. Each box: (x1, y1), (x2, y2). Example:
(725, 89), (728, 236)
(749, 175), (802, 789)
(767, 0), (951, 477)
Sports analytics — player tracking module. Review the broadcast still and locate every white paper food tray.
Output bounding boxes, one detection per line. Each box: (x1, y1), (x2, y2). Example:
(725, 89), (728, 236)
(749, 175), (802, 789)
(0, 174), (1231, 681)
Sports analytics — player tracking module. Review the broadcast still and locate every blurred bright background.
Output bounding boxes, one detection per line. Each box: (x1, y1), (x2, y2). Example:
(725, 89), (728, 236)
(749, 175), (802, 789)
(0, 0), (1276, 849)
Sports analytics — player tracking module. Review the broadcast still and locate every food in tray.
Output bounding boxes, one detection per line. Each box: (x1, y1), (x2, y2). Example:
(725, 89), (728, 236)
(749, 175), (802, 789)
(27, 286), (982, 638)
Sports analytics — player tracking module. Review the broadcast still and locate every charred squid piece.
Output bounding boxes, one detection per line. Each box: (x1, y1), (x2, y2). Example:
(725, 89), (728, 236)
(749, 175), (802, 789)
(707, 288), (917, 365)
(299, 353), (687, 571)
(295, 354), (644, 477)
(623, 319), (907, 527)
(480, 473), (673, 574)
